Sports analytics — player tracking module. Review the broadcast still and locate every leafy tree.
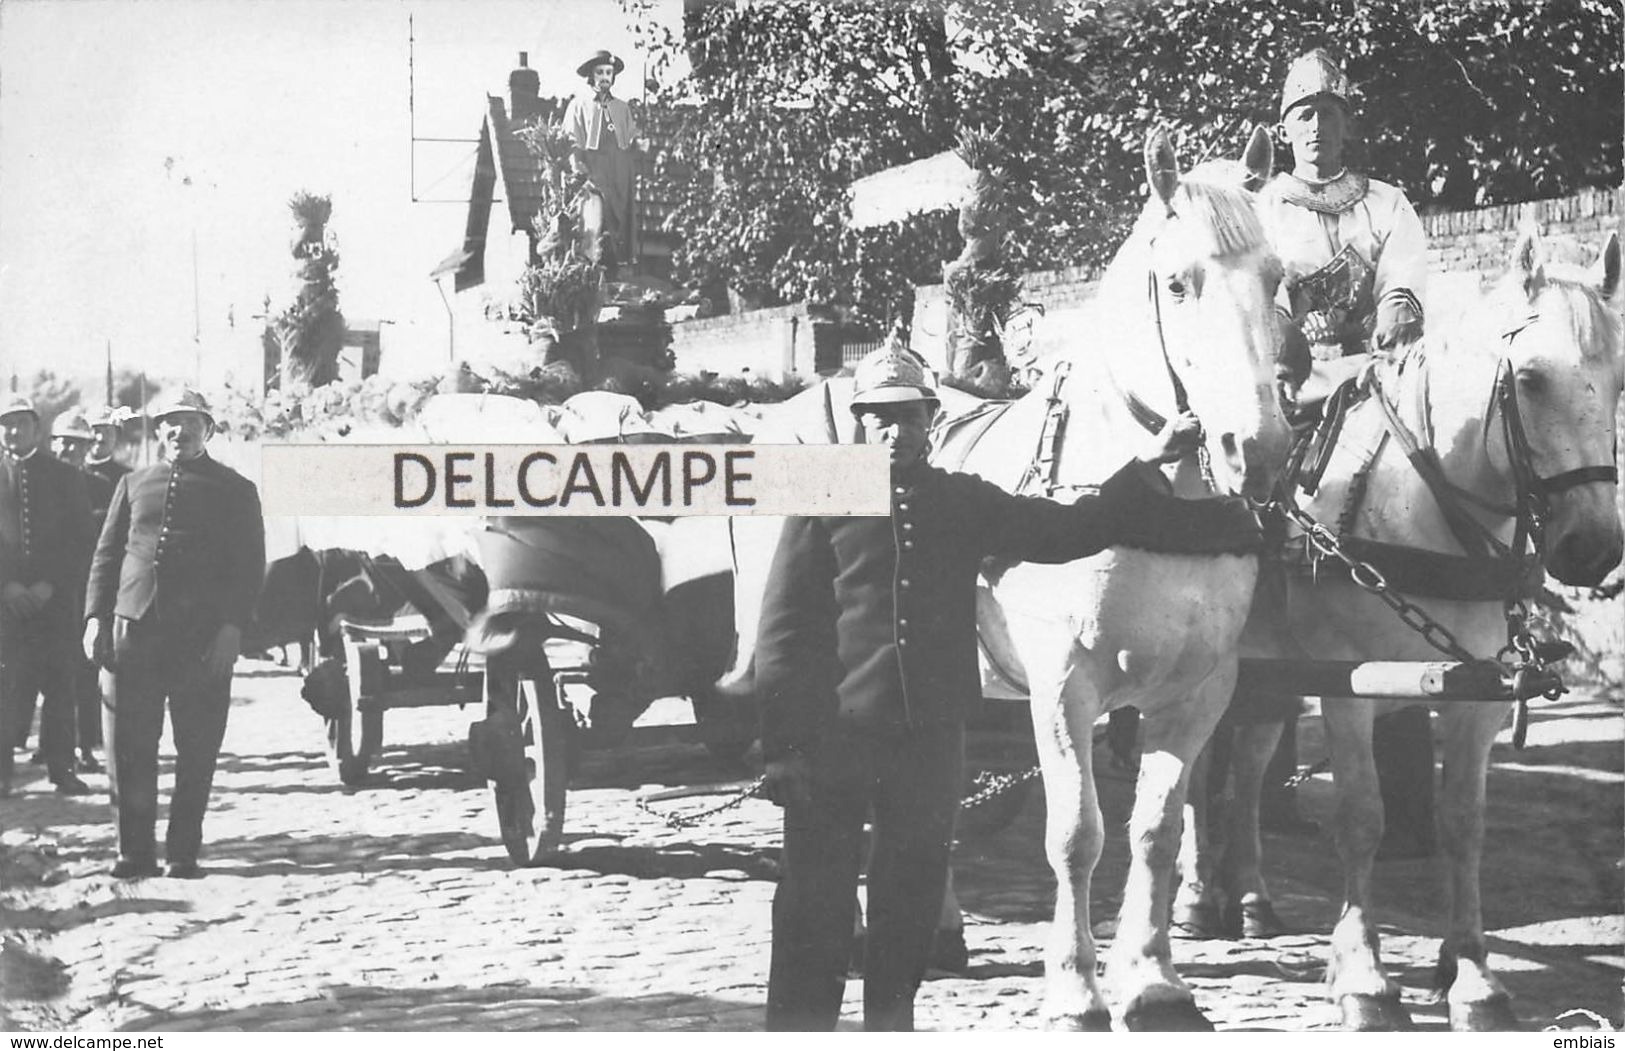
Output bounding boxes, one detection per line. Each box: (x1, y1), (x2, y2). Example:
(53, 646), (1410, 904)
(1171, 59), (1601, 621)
(265, 191), (345, 390)
(21, 370), (79, 428)
(631, 0), (965, 327)
(629, 0), (1621, 320)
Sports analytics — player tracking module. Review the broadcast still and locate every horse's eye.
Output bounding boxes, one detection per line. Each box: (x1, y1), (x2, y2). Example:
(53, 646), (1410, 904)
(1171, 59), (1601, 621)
(1167, 276), (1187, 298)
(1515, 368), (1546, 395)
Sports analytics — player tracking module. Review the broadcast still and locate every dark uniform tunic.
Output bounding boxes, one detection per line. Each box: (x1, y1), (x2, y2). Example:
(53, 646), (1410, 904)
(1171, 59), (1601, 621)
(72, 465), (117, 757)
(86, 454), (264, 868)
(757, 457), (1168, 1031)
(0, 450), (91, 787)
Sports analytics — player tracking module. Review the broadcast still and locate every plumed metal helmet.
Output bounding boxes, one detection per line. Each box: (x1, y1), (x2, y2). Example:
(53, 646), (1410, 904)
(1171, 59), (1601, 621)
(0, 394), (38, 421)
(146, 387), (215, 426)
(850, 347), (939, 414)
(51, 410), (94, 440)
(1280, 49), (1350, 119)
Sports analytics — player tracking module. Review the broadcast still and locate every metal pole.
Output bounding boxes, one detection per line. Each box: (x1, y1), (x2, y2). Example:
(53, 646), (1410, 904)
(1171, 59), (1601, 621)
(193, 226), (202, 384)
(138, 371), (151, 465)
(105, 339), (114, 405)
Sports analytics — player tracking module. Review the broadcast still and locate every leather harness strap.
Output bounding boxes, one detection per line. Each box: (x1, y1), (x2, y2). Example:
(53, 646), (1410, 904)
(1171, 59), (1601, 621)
(1030, 360), (1073, 496)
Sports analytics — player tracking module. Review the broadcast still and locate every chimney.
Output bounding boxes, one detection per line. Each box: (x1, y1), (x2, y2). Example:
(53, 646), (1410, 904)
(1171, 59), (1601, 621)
(509, 51), (540, 123)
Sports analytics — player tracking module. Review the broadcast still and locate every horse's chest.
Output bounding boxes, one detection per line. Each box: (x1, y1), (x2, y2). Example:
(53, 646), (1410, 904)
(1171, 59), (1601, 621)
(989, 551), (1258, 657)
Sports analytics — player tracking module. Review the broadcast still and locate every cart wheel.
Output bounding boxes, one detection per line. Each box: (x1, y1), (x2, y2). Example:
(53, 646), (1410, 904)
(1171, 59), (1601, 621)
(328, 647), (384, 785)
(493, 676), (573, 865)
(957, 774), (1036, 841)
(692, 691), (756, 763)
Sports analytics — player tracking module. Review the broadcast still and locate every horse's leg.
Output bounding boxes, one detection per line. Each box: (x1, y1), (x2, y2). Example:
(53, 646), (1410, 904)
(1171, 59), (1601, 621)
(1322, 698), (1414, 1031)
(1435, 701), (1519, 1031)
(1222, 717), (1291, 937)
(1031, 672), (1110, 1030)
(1171, 735), (1227, 939)
(1109, 674), (1231, 1031)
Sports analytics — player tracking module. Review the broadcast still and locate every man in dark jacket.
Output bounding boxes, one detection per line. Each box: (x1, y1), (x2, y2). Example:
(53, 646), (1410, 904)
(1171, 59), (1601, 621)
(757, 348), (1226, 1031)
(85, 389), (265, 879)
(50, 409), (114, 772)
(1, 396), (93, 796)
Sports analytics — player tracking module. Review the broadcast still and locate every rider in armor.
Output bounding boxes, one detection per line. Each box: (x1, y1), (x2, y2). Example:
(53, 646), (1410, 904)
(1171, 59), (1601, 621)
(1254, 49), (1437, 857)
(1262, 48), (1428, 407)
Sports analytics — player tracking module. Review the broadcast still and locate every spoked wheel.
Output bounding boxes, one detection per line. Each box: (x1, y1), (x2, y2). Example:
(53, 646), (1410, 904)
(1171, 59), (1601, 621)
(328, 645), (384, 785)
(490, 674), (573, 866)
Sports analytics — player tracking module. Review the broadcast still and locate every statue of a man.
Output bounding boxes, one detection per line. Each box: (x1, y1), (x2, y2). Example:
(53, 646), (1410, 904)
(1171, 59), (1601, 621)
(562, 49), (646, 276)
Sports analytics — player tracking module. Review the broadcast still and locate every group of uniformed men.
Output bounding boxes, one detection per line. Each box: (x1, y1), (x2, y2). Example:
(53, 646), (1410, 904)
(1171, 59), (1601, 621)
(0, 388), (264, 881)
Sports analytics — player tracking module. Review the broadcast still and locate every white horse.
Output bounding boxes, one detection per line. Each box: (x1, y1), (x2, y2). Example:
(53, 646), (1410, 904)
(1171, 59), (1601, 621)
(947, 128), (1291, 1031)
(1179, 228), (1623, 1031)
(711, 126), (1290, 1030)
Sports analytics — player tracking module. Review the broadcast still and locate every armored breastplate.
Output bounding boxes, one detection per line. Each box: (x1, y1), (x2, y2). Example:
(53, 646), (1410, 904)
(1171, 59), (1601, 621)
(1289, 243), (1376, 357)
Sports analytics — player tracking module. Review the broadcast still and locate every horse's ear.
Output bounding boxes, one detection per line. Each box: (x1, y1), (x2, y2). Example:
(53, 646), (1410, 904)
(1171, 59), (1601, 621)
(1511, 226), (1546, 298)
(1145, 126), (1180, 210)
(1241, 124), (1273, 191)
(1590, 231), (1620, 300)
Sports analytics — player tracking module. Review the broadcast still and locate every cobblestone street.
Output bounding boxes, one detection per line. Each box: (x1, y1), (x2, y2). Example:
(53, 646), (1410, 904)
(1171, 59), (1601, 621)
(2, 662), (1620, 1032)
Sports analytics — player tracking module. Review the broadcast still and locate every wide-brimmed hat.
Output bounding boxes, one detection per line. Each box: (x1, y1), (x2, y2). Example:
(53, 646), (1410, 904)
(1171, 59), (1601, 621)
(1280, 48), (1350, 119)
(0, 394), (38, 421)
(576, 49), (625, 79)
(51, 410), (94, 440)
(146, 387), (216, 425)
(849, 347), (939, 413)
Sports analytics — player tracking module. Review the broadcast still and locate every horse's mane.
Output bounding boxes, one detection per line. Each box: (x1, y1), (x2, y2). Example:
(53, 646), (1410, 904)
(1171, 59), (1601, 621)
(1531, 267), (1623, 364)
(1427, 265), (1622, 368)
(1131, 170), (1271, 262)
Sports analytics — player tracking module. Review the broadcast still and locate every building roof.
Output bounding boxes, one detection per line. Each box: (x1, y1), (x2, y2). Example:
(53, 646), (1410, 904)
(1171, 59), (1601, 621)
(487, 95), (554, 234)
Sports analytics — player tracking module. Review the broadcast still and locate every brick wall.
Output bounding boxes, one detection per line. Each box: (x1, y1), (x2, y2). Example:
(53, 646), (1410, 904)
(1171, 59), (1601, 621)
(1422, 185), (1621, 277)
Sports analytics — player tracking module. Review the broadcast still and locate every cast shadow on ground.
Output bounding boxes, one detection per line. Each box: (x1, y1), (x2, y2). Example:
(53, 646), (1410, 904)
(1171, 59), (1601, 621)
(535, 839), (779, 881)
(1, 894), (193, 934)
(108, 982), (780, 1032)
(197, 830), (511, 877)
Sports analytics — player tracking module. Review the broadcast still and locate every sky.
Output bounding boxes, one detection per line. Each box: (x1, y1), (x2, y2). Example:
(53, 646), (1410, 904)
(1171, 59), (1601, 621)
(0, 0), (682, 392)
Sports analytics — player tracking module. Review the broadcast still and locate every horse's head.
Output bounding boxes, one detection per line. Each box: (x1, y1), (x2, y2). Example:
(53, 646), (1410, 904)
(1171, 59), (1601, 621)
(1112, 126), (1289, 499)
(1490, 228), (1624, 586)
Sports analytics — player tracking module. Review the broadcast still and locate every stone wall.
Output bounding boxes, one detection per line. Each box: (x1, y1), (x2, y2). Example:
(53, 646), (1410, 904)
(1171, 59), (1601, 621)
(667, 302), (814, 380)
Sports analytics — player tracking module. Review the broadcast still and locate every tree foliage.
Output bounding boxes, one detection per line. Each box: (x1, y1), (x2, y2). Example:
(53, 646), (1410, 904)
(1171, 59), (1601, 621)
(628, 0), (1621, 320)
(265, 191), (346, 390)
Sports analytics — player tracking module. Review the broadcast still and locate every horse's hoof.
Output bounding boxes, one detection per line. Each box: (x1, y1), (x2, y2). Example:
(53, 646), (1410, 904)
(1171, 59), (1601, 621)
(1225, 896), (1290, 938)
(1451, 995), (1521, 1032)
(1171, 901), (1230, 940)
(1121, 999), (1215, 1032)
(1338, 993), (1415, 1031)
(1044, 1010), (1112, 1032)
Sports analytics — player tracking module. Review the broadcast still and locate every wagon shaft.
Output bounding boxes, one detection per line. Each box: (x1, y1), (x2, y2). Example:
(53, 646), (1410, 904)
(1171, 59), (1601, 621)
(1235, 658), (1555, 701)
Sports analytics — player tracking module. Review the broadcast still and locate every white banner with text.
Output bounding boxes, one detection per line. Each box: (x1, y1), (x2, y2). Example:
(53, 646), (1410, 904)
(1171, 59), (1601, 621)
(260, 443), (891, 516)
